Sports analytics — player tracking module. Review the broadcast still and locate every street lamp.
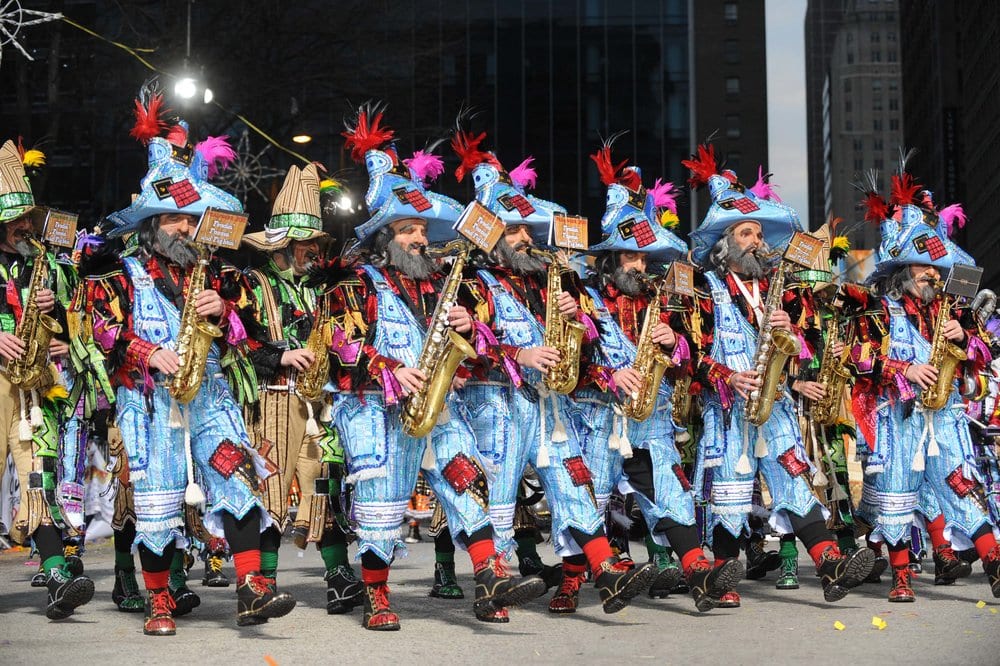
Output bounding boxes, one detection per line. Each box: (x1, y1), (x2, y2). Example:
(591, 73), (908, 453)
(291, 134), (312, 144)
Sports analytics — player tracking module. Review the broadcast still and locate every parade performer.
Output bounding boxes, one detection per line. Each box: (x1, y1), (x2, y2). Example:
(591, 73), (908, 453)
(0, 139), (94, 619)
(83, 91), (295, 634)
(575, 141), (744, 611)
(847, 170), (1000, 601)
(450, 127), (656, 615)
(242, 165), (362, 614)
(684, 145), (875, 607)
(776, 220), (860, 590)
(325, 106), (545, 630)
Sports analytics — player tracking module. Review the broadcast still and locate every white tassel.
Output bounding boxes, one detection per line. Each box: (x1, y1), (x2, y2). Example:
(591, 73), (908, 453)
(304, 402), (321, 437)
(29, 390), (42, 427)
(735, 452), (753, 475)
(608, 429), (621, 451)
(169, 400), (183, 428)
(320, 401), (334, 422)
(911, 445), (925, 472)
(926, 435), (940, 457)
(618, 427), (634, 459)
(18, 391), (32, 441)
(550, 396), (568, 443)
(831, 482), (850, 502)
(181, 410), (205, 509)
(536, 442), (551, 468)
(436, 403), (451, 426)
(675, 429), (691, 444)
(812, 461), (829, 488)
(754, 432), (768, 458)
(421, 436), (437, 471)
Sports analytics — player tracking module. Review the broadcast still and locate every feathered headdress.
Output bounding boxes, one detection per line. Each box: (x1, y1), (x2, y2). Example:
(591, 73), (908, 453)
(451, 130), (501, 182)
(589, 133), (642, 191)
(403, 150), (445, 186)
(509, 157), (537, 190)
(749, 167), (782, 203)
(853, 169), (892, 224)
(194, 136), (236, 179)
(342, 102), (396, 163)
(681, 143), (719, 190)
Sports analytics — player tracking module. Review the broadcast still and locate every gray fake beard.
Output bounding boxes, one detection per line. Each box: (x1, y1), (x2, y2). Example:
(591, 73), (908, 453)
(387, 240), (437, 280)
(611, 267), (643, 296)
(495, 239), (546, 276)
(13, 239), (36, 258)
(728, 245), (769, 279)
(154, 229), (198, 268)
(905, 277), (939, 305)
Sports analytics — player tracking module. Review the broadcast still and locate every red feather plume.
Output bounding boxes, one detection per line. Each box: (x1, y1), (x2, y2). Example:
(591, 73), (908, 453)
(129, 93), (169, 144)
(862, 192), (891, 223)
(890, 172), (921, 207)
(589, 145), (629, 187)
(342, 110), (395, 163)
(451, 130), (500, 182)
(681, 143), (718, 190)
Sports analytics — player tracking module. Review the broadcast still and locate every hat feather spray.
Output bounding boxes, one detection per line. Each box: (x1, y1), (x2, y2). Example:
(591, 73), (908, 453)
(342, 101), (396, 164)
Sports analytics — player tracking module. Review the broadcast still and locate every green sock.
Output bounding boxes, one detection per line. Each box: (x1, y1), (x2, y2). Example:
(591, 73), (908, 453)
(115, 550), (135, 570)
(170, 550), (185, 574)
(778, 538), (798, 559)
(435, 549), (455, 565)
(260, 550), (279, 577)
(515, 535), (538, 560)
(320, 543), (348, 572)
(645, 534), (668, 559)
(41, 555), (66, 575)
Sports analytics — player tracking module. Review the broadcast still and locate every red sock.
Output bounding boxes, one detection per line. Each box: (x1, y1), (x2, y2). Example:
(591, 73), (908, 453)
(888, 546), (910, 569)
(807, 540), (838, 566)
(680, 548), (706, 572)
(581, 538), (614, 577)
(925, 514), (948, 549)
(361, 566), (390, 585)
(142, 569), (169, 590)
(233, 549), (261, 580)
(866, 539), (883, 556)
(467, 539), (496, 570)
(974, 532), (999, 560)
(563, 558), (588, 577)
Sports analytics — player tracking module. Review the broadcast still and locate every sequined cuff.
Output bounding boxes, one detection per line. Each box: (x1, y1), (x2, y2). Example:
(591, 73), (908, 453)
(671, 336), (691, 365)
(224, 307), (248, 346)
(578, 312), (599, 343)
(471, 321), (498, 356)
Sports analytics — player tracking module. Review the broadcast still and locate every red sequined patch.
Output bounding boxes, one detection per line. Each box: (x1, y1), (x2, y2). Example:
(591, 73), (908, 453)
(167, 179), (201, 207)
(618, 218), (656, 247)
(945, 466), (977, 498)
(563, 456), (593, 486)
(442, 453), (479, 493)
(209, 439), (247, 479)
(393, 186), (432, 212)
(497, 193), (536, 218)
(777, 447), (809, 478)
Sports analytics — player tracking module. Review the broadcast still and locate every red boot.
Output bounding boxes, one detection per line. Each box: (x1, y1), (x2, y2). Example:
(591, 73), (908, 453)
(143, 588), (176, 636)
(362, 582), (401, 630)
(888, 566), (915, 602)
(548, 570), (586, 614)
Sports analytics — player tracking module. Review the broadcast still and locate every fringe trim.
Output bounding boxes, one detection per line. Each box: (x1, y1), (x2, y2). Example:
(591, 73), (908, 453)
(345, 466), (388, 485)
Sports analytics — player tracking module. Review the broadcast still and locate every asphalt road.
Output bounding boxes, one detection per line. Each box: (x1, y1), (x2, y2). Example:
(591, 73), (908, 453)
(1, 537), (998, 666)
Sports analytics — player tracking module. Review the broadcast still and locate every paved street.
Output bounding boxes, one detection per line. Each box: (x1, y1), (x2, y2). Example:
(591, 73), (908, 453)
(1, 537), (998, 666)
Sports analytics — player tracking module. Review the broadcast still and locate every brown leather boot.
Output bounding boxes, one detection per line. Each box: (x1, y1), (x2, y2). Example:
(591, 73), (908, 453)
(143, 588), (176, 636)
(888, 565), (915, 602)
(362, 582), (400, 631)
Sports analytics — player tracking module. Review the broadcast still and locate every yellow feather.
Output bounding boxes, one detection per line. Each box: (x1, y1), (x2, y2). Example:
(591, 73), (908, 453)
(22, 149), (46, 168)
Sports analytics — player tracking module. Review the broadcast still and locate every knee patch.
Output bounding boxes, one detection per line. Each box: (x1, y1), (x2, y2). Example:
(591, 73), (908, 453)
(441, 453), (489, 511)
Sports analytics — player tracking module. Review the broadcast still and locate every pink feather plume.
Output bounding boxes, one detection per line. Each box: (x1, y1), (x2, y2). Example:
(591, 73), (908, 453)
(403, 150), (445, 185)
(195, 135), (237, 179)
(509, 157), (538, 190)
(939, 203), (967, 238)
(749, 166), (782, 202)
(648, 178), (679, 214)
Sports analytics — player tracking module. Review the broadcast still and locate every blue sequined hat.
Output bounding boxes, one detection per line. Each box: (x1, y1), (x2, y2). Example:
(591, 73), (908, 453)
(683, 144), (802, 266)
(452, 130), (565, 242)
(588, 143), (687, 262)
(107, 93), (242, 237)
(343, 107), (462, 244)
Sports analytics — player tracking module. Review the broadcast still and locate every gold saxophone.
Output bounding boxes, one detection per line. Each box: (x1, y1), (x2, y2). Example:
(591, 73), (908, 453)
(401, 240), (477, 438)
(671, 375), (693, 427)
(745, 259), (802, 426)
(920, 290), (967, 411)
(532, 247), (586, 394)
(622, 275), (674, 421)
(168, 242), (223, 404)
(296, 293), (332, 403)
(811, 314), (851, 425)
(3, 238), (62, 391)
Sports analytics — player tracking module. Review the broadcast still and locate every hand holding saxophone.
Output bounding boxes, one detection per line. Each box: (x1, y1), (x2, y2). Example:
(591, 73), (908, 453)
(940, 319), (965, 343)
(281, 348), (316, 371)
(556, 291), (579, 319)
(612, 368), (644, 396)
(0, 332), (25, 361)
(150, 348), (181, 375)
(905, 363), (938, 390)
(394, 367), (427, 395)
(35, 287), (55, 314)
(194, 289), (225, 318)
(768, 309), (792, 331)
(729, 370), (761, 399)
(446, 306), (473, 334)
(48, 339), (69, 359)
(792, 379), (827, 401)
(651, 323), (676, 349)
(517, 346), (561, 372)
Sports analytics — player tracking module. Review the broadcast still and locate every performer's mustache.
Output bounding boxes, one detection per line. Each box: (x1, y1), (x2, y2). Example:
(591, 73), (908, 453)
(410, 243), (427, 253)
(512, 241), (531, 253)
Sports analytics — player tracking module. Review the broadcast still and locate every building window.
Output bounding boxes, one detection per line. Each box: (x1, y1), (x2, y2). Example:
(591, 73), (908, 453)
(854, 158), (864, 171)
(724, 39), (740, 63)
(726, 151), (742, 172)
(887, 30), (897, 42)
(872, 79), (882, 92)
(889, 80), (898, 92)
(872, 50), (881, 62)
(873, 118), (882, 131)
(887, 50), (897, 62)
(874, 137), (884, 150)
(724, 2), (738, 22)
(874, 158), (884, 169)
(889, 98), (899, 111)
(726, 114), (741, 139)
(845, 100), (853, 113)
(890, 118), (899, 130)
(726, 77), (741, 95)
(871, 31), (880, 43)
(853, 138), (864, 151)
(847, 52), (854, 64)
(873, 98), (882, 111)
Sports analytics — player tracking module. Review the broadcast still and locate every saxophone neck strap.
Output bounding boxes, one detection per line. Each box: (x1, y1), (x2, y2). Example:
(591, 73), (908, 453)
(250, 269), (285, 343)
(732, 275), (763, 326)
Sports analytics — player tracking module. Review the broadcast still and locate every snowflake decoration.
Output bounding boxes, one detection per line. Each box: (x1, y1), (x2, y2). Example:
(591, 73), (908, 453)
(0, 1), (62, 67)
(212, 130), (286, 201)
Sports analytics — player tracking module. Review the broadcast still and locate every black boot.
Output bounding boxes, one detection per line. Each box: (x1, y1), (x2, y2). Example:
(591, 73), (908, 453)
(325, 565), (364, 614)
(30, 564), (47, 588)
(744, 536), (781, 580)
(592, 556), (657, 614)
(201, 552), (231, 587)
(473, 556), (546, 621)
(112, 566), (145, 613)
(236, 572), (296, 626)
(168, 566), (201, 617)
(816, 545), (876, 602)
(864, 554), (888, 584)
(685, 558), (744, 613)
(983, 546), (1000, 599)
(429, 561), (465, 599)
(46, 566), (95, 620)
(518, 553), (564, 591)
(933, 544), (973, 585)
